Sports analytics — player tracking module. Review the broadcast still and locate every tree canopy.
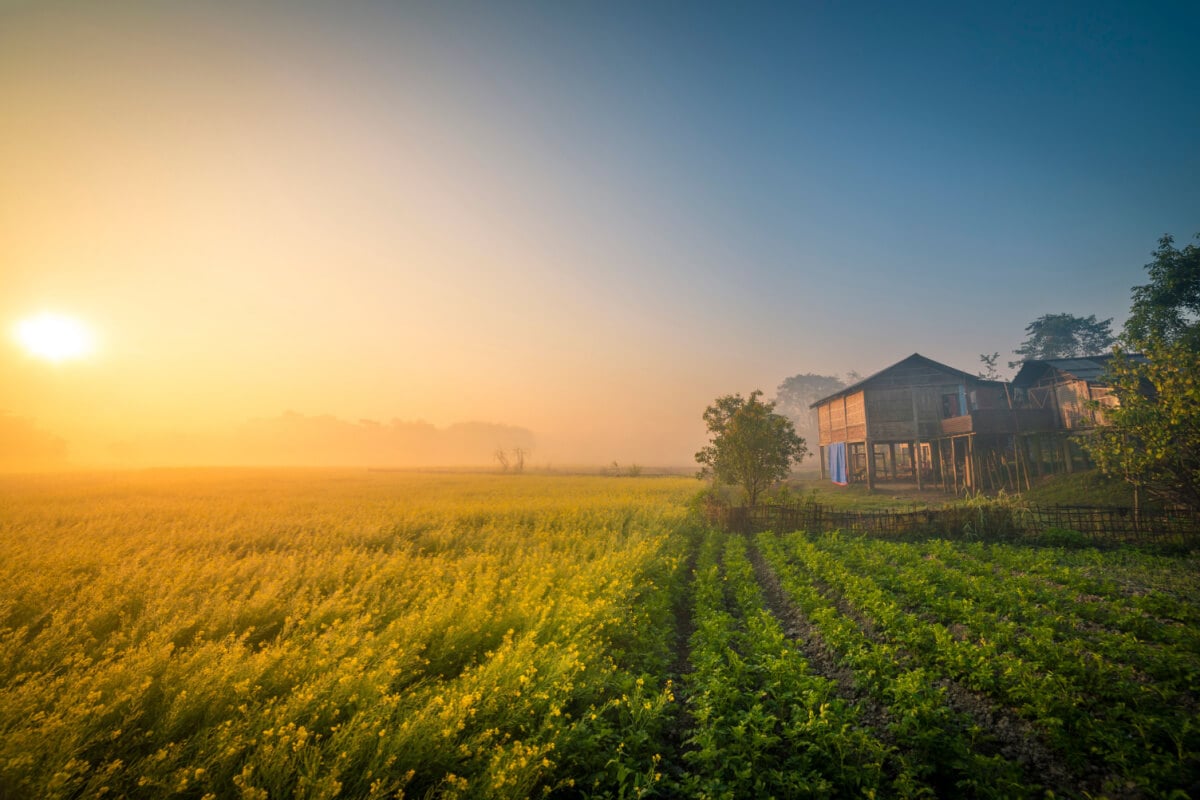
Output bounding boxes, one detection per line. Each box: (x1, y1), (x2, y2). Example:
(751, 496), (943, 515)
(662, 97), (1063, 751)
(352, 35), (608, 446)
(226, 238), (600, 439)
(1083, 340), (1200, 513)
(1010, 313), (1114, 367)
(1083, 230), (1200, 513)
(696, 390), (806, 507)
(977, 352), (1002, 381)
(1123, 232), (1200, 350)
(774, 372), (846, 457)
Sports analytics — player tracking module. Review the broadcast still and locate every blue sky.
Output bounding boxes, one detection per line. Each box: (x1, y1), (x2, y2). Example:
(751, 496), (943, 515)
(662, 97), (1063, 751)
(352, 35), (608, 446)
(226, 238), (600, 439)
(379, 0), (1199, 369)
(2, 1), (1197, 464)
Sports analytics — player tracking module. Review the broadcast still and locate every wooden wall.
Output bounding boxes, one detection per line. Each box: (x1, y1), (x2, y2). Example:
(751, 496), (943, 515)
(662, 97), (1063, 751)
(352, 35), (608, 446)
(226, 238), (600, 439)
(973, 385), (1009, 410)
(1028, 377), (1109, 429)
(866, 384), (978, 441)
(816, 360), (1012, 447)
(817, 390), (865, 445)
(1055, 379), (1106, 429)
(866, 388), (917, 441)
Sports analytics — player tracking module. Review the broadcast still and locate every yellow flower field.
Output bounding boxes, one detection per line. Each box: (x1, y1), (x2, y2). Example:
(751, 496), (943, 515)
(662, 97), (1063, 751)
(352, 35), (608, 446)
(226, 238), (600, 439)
(0, 470), (700, 799)
(4, 470), (1198, 798)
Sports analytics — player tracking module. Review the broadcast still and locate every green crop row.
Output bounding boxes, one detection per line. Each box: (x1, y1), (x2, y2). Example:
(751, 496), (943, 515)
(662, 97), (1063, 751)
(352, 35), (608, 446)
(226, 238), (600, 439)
(773, 531), (1198, 798)
(948, 540), (1200, 631)
(816, 536), (1200, 692)
(681, 530), (905, 798)
(755, 533), (1031, 798)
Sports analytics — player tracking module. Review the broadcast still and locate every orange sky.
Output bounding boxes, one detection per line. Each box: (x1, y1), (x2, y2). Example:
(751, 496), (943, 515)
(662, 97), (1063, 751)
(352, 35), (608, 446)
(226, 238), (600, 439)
(4, 2), (1193, 469)
(0, 4), (761, 467)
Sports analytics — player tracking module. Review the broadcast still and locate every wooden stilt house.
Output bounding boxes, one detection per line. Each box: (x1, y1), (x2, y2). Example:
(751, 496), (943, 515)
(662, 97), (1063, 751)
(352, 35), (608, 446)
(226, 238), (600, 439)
(1009, 355), (1143, 477)
(811, 353), (1056, 493)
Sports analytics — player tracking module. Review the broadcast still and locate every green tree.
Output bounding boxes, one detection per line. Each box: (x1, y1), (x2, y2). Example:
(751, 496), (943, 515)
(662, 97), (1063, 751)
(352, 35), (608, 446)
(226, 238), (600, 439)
(1010, 313), (1115, 367)
(696, 390), (807, 507)
(773, 372), (845, 457)
(1082, 340), (1200, 513)
(1124, 232), (1200, 349)
(1084, 230), (1200, 512)
(978, 352), (1002, 381)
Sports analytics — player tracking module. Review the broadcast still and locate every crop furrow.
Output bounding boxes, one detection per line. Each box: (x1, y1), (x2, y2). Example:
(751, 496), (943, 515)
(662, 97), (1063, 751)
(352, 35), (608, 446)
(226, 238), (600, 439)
(815, 536), (1200, 700)
(655, 525), (702, 789)
(947, 544), (1200, 643)
(744, 540), (896, 736)
(747, 537), (1084, 795)
(757, 532), (1042, 798)
(680, 530), (902, 798)
(780, 532), (1198, 797)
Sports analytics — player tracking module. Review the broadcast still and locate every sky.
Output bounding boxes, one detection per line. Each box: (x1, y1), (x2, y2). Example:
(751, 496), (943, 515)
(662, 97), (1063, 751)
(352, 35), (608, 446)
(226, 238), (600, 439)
(2, 0), (1198, 468)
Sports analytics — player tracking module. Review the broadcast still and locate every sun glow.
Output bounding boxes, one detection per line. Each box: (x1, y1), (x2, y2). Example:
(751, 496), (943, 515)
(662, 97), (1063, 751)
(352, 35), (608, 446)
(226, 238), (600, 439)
(14, 312), (96, 362)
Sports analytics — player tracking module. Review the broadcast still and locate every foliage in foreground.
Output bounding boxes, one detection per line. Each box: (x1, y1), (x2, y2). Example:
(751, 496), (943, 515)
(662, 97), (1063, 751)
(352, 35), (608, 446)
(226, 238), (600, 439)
(1083, 229), (1200, 513)
(0, 472), (696, 800)
(1084, 339), (1200, 513)
(1, 471), (1197, 798)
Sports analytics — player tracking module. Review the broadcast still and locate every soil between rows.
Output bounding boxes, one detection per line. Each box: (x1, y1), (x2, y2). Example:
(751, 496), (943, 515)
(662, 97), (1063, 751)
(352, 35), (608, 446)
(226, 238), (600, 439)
(744, 536), (1092, 798)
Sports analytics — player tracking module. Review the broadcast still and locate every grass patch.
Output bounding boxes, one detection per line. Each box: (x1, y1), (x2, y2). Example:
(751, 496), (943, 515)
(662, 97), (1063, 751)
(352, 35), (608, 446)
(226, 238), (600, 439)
(782, 478), (947, 511)
(1019, 470), (1136, 507)
(783, 469), (1138, 512)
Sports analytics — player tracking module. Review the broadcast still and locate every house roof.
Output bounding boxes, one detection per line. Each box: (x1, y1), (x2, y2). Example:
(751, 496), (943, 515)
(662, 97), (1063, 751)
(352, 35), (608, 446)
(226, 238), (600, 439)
(1010, 354), (1146, 387)
(809, 353), (1000, 409)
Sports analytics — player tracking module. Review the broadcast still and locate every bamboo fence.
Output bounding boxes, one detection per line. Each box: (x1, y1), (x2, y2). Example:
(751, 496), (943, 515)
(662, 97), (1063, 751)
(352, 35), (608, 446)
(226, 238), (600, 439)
(708, 500), (1200, 548)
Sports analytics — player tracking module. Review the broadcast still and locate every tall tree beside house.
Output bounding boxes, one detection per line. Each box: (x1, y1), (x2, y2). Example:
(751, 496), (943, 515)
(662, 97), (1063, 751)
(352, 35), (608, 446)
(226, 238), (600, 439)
(1009, 313), (1115, 367)
(696, 390), (806, 508)
(1082, 340), (1200, 513)
(1123, 232), (1200, 349)
(1083, 230), (1200, 514)
(774, 372), (845, 457)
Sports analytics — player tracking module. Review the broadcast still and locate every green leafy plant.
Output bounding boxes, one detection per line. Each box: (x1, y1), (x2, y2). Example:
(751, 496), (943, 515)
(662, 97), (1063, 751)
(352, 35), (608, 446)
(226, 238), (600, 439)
(695, 391), (806, 508)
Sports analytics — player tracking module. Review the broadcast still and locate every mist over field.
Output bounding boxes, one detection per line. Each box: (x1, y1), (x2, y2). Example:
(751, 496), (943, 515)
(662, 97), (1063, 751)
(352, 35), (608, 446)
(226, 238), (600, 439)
(3, 2), (1196, 471)
(3, 4), (1199, 798)
(1, 410), (538, 471)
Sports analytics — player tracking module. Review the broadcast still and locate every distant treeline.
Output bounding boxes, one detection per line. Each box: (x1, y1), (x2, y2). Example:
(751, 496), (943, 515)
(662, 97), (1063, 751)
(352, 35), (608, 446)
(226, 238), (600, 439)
(1, 411), (536, 470)
(231, 412), (536, 467)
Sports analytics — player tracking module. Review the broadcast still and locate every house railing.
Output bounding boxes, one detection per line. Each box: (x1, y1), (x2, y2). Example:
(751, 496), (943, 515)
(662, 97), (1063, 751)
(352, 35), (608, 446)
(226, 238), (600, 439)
(939, 407), (1057, 436)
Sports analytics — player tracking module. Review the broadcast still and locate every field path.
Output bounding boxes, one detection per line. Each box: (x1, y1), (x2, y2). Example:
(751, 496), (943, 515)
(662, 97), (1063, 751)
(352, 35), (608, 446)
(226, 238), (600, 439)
(658, 530), (700, 785)
(745, 540), (895, 736)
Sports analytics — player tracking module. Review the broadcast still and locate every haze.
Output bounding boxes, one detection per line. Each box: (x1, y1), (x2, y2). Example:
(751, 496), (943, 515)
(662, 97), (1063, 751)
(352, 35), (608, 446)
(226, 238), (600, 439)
(2, 2), (1197, 470)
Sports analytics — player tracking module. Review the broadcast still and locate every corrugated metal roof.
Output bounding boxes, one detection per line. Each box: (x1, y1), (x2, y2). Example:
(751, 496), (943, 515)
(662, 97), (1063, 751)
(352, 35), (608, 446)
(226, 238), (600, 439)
(809, 353), (1001, 408)
(1041, 358), (1111, 381)
(1010, 354), (1146, 386)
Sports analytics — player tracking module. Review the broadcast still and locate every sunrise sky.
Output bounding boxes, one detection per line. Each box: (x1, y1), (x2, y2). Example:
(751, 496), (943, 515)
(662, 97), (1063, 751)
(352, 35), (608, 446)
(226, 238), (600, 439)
(2, 1), (1198, 468)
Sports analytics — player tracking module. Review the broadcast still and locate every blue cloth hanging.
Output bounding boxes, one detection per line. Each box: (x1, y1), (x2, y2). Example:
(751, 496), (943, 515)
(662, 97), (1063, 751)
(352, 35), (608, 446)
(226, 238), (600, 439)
(829, 442), (848, 485)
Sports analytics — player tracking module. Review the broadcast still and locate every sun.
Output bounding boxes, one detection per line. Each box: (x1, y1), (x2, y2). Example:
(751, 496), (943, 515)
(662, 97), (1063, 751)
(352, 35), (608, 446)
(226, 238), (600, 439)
(14, 312), (97, 362)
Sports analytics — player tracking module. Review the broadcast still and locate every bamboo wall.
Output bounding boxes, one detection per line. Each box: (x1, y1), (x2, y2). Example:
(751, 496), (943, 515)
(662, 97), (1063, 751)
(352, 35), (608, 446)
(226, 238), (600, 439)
(1028, 378), (1109, 429)
(812, 356), (1114, 492)
(817, 390), (865, 446)
(818, 380), (1008, 445)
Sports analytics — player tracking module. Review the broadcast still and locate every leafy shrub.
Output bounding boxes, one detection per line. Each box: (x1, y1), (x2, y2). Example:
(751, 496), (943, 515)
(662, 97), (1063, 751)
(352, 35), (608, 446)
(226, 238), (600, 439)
(1034, 526), (1091, 548)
